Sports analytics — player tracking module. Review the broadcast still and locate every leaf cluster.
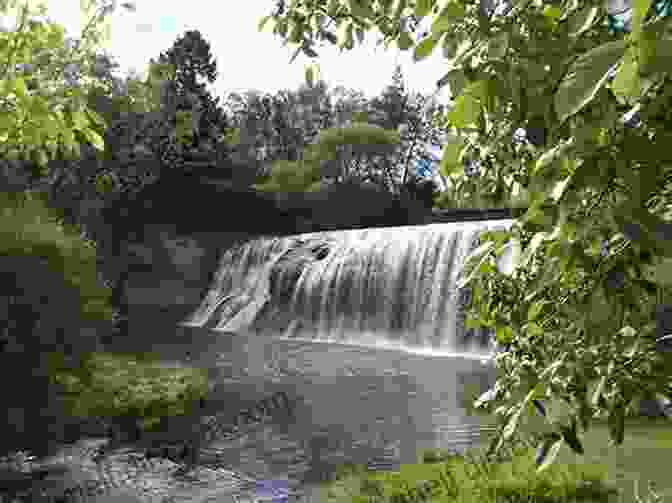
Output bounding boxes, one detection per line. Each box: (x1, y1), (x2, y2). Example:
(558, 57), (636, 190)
(263, 0), (672, 469)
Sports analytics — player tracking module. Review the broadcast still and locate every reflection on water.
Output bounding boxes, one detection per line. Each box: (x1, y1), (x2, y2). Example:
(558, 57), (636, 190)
(8, 337), (501, 503)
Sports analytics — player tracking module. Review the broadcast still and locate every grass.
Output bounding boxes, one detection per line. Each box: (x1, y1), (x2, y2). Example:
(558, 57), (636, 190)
(318, 416), (672, 503)
(556, 417), (672, 503)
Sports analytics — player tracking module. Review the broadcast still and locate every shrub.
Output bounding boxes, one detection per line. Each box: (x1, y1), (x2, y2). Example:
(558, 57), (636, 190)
(49, 352), (210, 432)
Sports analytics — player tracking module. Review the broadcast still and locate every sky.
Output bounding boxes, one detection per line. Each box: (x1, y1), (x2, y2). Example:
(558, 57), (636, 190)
(37, 0), (455, 104)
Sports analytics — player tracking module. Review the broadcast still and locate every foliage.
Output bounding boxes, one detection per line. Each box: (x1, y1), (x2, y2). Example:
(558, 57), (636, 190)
(48, 352), (210, 431)
(153, 29), (231, 172)
(254, 121), (401, 192)
(263, 0), (672, 470)
(0, 192), (112, 325)
(368, 65), (445, 191)
(320, 438), (616, 503)
(0, 0), (111, 172)
(0, 0), (215, 451)
(223, 80), (340, 184)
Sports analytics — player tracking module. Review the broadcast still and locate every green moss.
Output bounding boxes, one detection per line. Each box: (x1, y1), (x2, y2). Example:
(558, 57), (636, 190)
(50, 352), (210, 431)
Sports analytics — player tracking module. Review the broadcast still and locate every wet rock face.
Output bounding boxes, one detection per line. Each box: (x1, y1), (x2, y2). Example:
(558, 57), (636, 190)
(268, 239), (331, 305)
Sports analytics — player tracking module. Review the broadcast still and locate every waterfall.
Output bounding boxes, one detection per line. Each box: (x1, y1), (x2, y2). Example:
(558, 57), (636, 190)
(181, 221), (513, 358)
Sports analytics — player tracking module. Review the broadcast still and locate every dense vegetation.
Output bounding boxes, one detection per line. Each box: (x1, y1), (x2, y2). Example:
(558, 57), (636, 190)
(3, 0), (671, 493)
(263, 0), (672, 471)
(0, 0), (452, 460)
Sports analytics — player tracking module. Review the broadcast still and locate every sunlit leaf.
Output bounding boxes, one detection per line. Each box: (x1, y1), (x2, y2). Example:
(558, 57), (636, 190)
(446, 80), (486, 127)
(258, 15), (273, 32)
(415, 0), (432, 18)
(554, 40), (626, 123)
(496, 237), (521, 276)
(413, 34), (439, 61)
(438, 134), (465, 176)
(503, 404), (524, 440)
(82, 127), (105, 151)
(520, 232), (549, 268)
(568, 6), (599, 36)
(611, 47), (641, 100)
(632, 0), (654, 39)
(496, 325), (514, 344)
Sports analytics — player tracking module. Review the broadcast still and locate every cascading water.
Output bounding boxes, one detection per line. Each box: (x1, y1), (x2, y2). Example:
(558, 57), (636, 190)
(181, 220), (513, 358)
(13, 220), (518, 503)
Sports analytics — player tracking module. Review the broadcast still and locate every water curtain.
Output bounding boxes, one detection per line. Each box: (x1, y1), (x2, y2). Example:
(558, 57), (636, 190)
(181, 221), (513, 356)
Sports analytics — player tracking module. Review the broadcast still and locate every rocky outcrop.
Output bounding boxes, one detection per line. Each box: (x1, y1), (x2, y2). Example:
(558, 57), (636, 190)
(268, 238), (332, 305)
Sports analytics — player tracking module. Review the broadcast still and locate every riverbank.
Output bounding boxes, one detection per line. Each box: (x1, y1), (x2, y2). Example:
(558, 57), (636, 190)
(315, 416), (672, 503)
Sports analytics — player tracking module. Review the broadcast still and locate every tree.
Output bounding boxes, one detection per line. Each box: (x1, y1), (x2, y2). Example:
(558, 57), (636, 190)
(368, 64), (445, 192)
(255, 121), (401, 192)
(223, 79), (340, 184)
(0, 0), (209, 459)
(263, 0), (672, 469)
(154, 29), (231, 174)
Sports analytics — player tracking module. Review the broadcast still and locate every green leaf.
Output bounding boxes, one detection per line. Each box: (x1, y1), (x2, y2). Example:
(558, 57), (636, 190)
(413, 34), (439, 61)
(639, 38), (672, 76)
(608, 402), (625, 445)
(503, 404), (524, 441)
(534, 139), (573, 175)
(644, 257), (672, 286)
(431, 2), (466, 34)
(457, 240), (495, 289)
(535, 434), (563, 472)
(559, 420), (584, 454)
(550, 176), (572, 202)
(611, 48), (641, 100)
(82, 128), (104, 151)
(415, 0), (432, 18)
(258, 15), (273, 32)
(397, 30), (414, 50)
(519, 232), (549, 268)
(348, 0), (375, 18)
(437, 69), (466, 96)
(554, 40), (626, 123)
(542, 5), (562, 22)
(13, 77), (27, 99)
(306, 65), (315, 87)
(527, 301), (544, 322)
(337, 21), (352, 47)
(447, 80), (486, 127)
(632, 0), (654, 39)
(495, 325), (514, 344)
(568, 6), (599, 37)
(438, 134), (465, 176)
(487, 32), (509, 60)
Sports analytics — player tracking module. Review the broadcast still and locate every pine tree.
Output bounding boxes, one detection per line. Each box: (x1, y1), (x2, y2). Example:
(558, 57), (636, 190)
(154, 30), (231, 175)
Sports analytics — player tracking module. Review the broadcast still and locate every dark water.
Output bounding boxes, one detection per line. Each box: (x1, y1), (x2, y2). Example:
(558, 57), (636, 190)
(5, 335), (499, 503)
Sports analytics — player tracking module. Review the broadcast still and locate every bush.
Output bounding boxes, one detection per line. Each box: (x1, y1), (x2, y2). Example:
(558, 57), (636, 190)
(0, 191), (113, 327)
(49, 352), (210, 432)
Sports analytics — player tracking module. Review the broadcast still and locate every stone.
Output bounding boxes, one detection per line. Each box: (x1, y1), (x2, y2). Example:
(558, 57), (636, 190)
(268, 238), (331, 304)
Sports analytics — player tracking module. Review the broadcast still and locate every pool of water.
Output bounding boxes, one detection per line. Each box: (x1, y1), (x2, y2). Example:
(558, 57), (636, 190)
(5, 331), (500, 503)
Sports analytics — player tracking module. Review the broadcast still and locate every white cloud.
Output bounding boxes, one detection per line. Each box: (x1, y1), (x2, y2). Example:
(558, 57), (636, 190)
(39, 0), (454, 104)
